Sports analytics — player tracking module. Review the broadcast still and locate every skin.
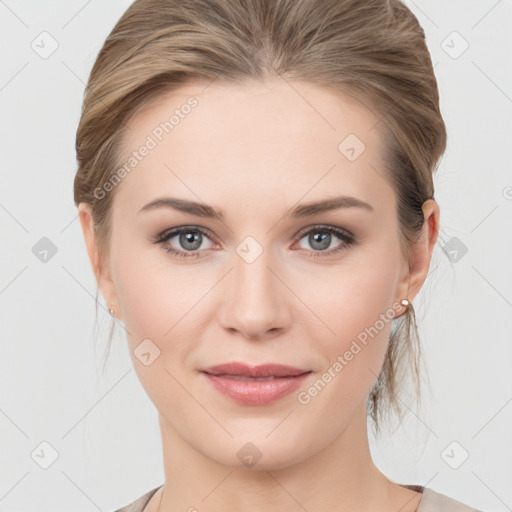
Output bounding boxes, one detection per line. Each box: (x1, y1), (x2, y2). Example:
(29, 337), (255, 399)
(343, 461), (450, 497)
(79, 77), (439, 511)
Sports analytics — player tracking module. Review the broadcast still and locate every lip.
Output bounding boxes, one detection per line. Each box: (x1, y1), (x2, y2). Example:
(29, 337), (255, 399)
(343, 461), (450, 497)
(201, 362), (310, 378)
(200, 362), (312, 405)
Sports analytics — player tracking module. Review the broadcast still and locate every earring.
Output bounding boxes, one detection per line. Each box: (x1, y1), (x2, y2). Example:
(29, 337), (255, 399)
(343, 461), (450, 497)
(401, 299), (409, 308)
(109, 304), (115, 316)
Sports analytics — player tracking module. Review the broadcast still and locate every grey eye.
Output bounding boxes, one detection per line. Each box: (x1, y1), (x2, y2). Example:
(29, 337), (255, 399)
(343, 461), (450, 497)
(308, 231), (332, 251)
(179, 231), (203, 251)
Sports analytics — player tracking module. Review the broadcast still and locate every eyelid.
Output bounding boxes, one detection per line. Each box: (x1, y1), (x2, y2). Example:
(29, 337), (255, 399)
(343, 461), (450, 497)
(155, 225), (216, 243)
(293, 223), (354, 241)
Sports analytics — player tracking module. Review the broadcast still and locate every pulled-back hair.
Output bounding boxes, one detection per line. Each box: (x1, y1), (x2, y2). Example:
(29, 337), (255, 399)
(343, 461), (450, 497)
(74, 0), (447, 433)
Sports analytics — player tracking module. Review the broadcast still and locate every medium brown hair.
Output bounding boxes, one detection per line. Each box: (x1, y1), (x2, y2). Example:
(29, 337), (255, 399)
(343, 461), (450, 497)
(74, 0), (447, 433)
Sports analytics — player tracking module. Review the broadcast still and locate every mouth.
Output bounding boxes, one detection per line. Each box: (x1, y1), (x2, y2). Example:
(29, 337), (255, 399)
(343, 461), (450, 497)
(199, 362), (313, 405)
(201, 362), (311, 378)
(206, 375), (303, 381)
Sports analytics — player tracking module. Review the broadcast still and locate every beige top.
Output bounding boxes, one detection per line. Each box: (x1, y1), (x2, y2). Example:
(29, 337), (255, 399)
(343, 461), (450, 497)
(115, 484), (484, 512)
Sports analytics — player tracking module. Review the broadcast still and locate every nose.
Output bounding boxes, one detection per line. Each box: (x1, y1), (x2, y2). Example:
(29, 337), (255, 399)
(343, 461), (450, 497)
(218, 245), (292, 340)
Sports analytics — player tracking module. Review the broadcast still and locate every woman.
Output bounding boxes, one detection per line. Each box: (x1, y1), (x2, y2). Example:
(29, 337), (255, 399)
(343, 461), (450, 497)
(74, 0), (483, 510)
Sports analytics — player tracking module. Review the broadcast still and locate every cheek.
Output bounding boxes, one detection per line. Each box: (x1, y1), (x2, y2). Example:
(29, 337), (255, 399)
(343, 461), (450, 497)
(110, 240), (215, 395)
(111, 236), (198, 341)
(304, 246), (400, 380)
(113, 262), (164, 344)
(110, 246), (199, 408)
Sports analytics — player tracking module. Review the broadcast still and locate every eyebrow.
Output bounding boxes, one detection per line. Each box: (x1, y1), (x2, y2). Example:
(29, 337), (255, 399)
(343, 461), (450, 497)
(138, 195), (373, 220)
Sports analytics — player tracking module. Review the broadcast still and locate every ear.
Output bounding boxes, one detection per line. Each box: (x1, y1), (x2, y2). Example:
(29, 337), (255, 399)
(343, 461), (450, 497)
(394, 198), (440, 314)
(78, 202), (120, 319)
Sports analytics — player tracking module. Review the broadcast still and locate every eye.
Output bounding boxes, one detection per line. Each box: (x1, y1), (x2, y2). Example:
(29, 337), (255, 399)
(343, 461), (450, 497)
(153, 224), (356, 260)
(153, 226), (217, 259)
(293, 225), (356, 259)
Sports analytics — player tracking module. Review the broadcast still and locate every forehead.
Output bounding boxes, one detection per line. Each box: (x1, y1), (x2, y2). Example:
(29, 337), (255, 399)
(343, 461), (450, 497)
(113, 78), (393, 215)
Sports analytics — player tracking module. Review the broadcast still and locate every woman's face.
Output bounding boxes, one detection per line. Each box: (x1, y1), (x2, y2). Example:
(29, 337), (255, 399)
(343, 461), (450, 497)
(84, 78), (428, 470)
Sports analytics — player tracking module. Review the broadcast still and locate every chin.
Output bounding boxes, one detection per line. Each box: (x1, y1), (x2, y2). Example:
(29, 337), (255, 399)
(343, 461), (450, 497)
(206, 437), (308, 472)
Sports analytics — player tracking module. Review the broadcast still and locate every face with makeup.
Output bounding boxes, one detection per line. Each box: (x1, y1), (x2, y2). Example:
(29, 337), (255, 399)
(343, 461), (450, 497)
(79, 78), (438, 473)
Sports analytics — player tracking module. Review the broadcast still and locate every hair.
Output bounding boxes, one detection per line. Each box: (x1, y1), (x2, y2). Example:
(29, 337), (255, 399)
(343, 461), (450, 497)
(74, 0), (447, 434)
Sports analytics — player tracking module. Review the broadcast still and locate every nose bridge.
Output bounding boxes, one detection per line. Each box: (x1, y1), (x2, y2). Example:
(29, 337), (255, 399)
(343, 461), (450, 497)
(220, 237), (289, 338)
(235, 245), (273, 298)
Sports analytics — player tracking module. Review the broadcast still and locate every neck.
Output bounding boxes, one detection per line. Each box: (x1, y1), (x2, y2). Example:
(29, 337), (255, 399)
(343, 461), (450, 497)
(153, 402), (415, 512)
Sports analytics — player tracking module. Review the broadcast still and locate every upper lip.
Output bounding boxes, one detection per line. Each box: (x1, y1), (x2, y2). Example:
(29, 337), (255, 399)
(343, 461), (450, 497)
(201, 362), (311, 378)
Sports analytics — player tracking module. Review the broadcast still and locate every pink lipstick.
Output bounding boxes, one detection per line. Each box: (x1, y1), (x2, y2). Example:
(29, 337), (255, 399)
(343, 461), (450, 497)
(200, 362), (312, 405)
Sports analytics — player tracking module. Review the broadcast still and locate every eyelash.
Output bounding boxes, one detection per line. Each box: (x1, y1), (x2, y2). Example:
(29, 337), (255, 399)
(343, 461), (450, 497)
(153, 225), (356, 260)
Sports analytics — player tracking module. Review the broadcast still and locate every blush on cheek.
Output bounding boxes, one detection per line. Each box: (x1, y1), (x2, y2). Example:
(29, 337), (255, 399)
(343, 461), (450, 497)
(318, 277), (395, 383)
(112, 260), (163, 348)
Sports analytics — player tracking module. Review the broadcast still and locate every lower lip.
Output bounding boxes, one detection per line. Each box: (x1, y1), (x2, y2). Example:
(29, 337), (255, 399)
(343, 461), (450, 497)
(201, 372), (312, 405)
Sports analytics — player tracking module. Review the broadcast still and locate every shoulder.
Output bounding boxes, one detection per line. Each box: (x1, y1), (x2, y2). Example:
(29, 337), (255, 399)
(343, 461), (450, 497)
(418, 487), (484, 512)
(114, 485), (162, 512)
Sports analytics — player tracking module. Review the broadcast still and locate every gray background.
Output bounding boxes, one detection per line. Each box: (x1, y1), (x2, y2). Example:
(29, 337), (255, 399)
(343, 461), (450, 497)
(1, 0), (511, 510)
